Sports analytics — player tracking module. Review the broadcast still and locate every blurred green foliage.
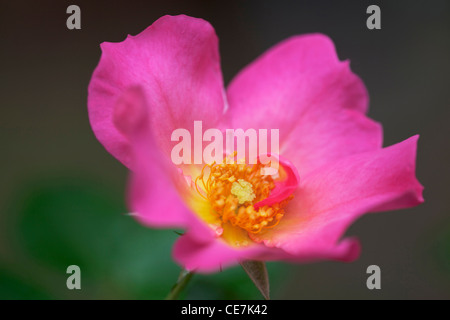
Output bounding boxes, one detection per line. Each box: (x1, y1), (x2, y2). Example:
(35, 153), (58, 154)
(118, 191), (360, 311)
(0, 177), (287, 299)
(431, 224), (450, 281)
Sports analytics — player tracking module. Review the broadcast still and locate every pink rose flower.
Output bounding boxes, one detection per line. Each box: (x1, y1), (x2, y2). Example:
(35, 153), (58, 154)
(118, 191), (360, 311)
(88, 15), (424, 272)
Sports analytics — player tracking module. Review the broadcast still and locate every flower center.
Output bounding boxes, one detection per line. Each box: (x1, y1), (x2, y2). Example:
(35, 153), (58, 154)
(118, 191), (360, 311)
(195, 159), (293, 234)
(231, 179), (256, 204)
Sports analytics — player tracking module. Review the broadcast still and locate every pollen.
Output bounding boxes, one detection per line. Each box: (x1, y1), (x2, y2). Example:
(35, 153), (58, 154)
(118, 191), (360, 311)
(194, 156), (293, 235)
(230, 179), (256, 204)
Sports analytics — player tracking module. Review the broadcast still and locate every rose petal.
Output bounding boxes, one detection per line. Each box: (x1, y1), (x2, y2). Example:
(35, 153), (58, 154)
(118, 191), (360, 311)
(226, 34), (381, 176)
(88, 14), (226, 168)
(252, 135), (424, 257)
(114, 86), (215, 242)
(173, 232), (280, 273)
(254, 155), (300, 209)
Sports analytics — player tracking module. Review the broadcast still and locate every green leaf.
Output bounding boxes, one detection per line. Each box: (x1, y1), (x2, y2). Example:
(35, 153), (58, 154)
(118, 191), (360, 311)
(13, 178), (180, 299)
(240, 260), (270, 300)
(0, 268), (51, 300)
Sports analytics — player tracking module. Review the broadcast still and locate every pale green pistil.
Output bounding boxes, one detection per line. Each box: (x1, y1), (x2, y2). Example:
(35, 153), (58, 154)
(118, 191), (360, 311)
(230, 179), (256, 204)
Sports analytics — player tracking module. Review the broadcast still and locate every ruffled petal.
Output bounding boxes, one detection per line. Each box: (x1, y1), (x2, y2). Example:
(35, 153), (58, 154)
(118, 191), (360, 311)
(254, 155), (300, 209)
(115, 86), (215, 242)
(225, 34), (381, 176)
(88, 14), (226, 168)
(281, 237), (361, 263)
(173, 232), (282, 273)
(282, 109), (382, 176)
(251, 135), (424, 259)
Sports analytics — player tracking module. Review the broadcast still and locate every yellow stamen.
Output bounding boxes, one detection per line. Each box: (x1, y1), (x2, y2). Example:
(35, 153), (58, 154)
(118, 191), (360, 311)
(194, 156), (293, 236)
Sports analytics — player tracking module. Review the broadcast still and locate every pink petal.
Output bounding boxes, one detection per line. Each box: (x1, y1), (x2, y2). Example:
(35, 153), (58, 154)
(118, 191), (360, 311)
(173, 232), (282, 273)
(173, 228), (359, 272)
(225, 34), (382, 176)
(88, 15), (226, 168)
(280, 237), (361, 263)
(252, 135), (424, 259)
(254, 155), (300, 209)
(282, 109), (382, 176)
(115, 86), (215, 242)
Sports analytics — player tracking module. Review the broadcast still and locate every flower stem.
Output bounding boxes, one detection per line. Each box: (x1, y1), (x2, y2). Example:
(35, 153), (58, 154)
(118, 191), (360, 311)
(165, 269), (194, 300)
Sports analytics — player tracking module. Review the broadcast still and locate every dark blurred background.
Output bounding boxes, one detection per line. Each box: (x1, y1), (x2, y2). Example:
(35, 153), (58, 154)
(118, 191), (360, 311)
(0, 0), (449, 299)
